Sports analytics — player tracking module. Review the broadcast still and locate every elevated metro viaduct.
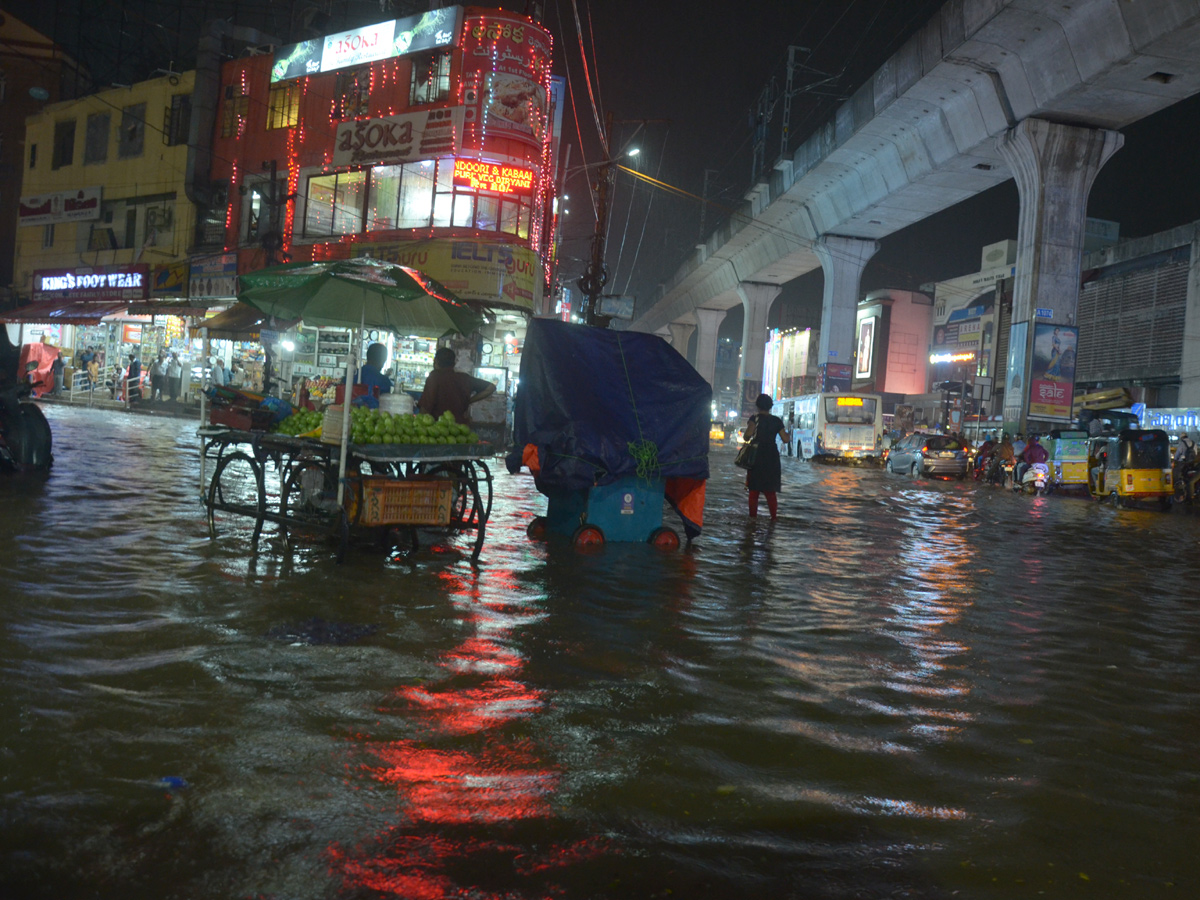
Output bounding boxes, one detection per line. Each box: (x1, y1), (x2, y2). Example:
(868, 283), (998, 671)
(624, 0), (1200, 432)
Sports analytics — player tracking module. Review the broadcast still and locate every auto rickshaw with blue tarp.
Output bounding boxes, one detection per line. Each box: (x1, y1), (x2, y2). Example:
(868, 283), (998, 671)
(1087, 429), (1173, 510)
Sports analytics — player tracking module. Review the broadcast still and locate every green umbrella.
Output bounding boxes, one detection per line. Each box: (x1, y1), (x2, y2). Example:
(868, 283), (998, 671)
(238, 257), (481, 337)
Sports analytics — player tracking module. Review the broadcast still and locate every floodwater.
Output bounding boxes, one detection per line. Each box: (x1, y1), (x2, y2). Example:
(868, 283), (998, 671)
(2, 405), (1198, 899)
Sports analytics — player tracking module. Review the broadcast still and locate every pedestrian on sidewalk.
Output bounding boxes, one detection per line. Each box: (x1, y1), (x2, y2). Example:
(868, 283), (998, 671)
(167, 353), (183, 402)
(50, 352), (65, 396)
(126, 355), (141, 403)
(150, 355), (167, 401)
(742, 393), (790, 520)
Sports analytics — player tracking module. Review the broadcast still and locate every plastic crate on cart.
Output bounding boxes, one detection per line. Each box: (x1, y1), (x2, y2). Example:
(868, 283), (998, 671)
(209, 405), (274, 431)
(349, 477), (454, 526)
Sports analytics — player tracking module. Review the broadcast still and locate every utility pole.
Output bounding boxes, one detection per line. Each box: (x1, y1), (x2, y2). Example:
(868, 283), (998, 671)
(260, 159), (295, 267)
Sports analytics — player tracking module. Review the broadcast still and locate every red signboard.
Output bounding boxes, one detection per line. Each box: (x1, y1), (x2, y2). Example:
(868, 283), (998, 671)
(452, 159), (534, 193)
(461, 12), (553, 154)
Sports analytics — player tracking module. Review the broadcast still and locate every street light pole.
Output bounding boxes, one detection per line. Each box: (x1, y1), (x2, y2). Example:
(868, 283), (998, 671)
(578, 112), (614, 327)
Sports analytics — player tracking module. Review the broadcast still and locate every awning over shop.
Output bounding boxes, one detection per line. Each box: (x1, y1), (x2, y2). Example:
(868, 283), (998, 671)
(188, 302), (298, 341)
(125, 300), (214, 317)
(0, 300), (128, 325)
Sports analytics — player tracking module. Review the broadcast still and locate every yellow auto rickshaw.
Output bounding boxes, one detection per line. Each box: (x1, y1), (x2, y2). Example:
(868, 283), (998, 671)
(1087, 429), (1173, 509)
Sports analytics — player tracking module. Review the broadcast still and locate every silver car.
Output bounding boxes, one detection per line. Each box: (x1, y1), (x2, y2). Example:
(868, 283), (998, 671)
(886, 432), (969, 478)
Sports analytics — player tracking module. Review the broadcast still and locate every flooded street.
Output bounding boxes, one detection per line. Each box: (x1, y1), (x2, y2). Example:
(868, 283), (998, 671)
(3, 404), (1198, 899)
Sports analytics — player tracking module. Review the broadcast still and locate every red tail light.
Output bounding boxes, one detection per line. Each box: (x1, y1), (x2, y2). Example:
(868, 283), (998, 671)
(921, 445), (929, 454)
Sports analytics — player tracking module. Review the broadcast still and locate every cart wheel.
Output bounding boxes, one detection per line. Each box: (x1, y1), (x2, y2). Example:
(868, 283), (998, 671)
(206, 451), (264, 544)
(572, 524), (604, 550)
(647, 526), (680, 550)
(280, 460), (340, 549)
(527, 516), (548, 540)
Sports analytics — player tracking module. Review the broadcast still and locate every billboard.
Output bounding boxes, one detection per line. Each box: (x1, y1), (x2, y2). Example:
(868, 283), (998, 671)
(356, 239), (540, 311)
(33, 264), (149, 301)
(855, 315), (876, 379)
(189, 254), (238, 299)
(1028, 324), (1077, 421)
(331, 107), (465, 167)
(271, 6), (464, 82)
(462, 12), (553, 154)
(19, 187), (102, 227)
(1003, 320), (1028, 422)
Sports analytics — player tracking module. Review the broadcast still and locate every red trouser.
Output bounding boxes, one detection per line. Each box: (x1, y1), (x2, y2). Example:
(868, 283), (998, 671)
(748, 491), (778, 518)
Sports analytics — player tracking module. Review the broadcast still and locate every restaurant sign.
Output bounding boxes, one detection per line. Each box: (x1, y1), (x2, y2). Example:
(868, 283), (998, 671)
(33, 264), (149, 301)
(331, 107), (464, 167)
(19, 187), (102, 227)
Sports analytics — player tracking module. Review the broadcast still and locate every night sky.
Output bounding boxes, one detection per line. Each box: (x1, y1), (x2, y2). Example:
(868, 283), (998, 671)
(9, 0), (1200, 339)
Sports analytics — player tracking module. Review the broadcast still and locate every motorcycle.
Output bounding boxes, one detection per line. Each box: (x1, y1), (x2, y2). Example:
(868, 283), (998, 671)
(1173, 459), (1198, 504)
(1013, 461), (1051, 496)
(0, 376), (54, 473)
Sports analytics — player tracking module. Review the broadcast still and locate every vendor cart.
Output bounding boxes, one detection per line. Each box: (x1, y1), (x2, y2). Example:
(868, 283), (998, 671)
(200, 426), (494, 562)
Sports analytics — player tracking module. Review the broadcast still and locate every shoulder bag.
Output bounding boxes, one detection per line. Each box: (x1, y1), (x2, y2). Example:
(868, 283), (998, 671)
(734, 417), (760, 469)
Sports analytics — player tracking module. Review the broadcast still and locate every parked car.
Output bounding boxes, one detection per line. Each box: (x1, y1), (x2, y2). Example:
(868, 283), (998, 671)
(886, 432), (969, 478)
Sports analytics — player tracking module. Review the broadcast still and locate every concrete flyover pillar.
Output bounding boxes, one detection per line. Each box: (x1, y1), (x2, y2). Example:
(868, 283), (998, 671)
(997, 117), (1123, 431)
(814, 236), (879, 388)
(692, 308), (726, 389)
(736, 282), (783, 415)
(668, 320), (696, 360)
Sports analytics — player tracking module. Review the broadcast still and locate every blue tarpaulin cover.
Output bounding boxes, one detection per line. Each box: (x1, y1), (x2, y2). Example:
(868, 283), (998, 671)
(506, 319), (710, 536)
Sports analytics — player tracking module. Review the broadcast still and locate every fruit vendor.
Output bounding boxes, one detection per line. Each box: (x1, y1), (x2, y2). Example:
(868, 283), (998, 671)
(355, 343), (393, 409)
(418, 347), (495, 424)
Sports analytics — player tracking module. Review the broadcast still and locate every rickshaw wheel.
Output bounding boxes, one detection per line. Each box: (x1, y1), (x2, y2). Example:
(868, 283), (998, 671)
(647, 526), (680, 550)
(572, 524), (604, 550)
(526, 516), (548, 540)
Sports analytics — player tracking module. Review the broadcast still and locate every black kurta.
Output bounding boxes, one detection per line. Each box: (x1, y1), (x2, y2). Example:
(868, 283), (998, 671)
(746, 413), (785, 492)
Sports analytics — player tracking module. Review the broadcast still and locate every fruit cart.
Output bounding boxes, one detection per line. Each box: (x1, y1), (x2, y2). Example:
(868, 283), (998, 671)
(199, 426), (494, 563)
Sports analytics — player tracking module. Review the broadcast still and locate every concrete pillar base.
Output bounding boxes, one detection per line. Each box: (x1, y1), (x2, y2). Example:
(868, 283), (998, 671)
(737, 282), (783, 416)
(668, 320), (697, 360)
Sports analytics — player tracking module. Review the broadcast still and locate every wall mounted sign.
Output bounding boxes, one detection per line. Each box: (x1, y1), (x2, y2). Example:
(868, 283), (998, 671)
(331, 107), (464, 167)
(452, 159), (534, 193)
(33, 264), (149, 301)
(19, 187), (102, 227)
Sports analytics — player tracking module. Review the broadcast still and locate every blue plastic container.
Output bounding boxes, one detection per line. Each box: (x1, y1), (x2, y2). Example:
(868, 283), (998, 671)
(545, 475), (665, 542)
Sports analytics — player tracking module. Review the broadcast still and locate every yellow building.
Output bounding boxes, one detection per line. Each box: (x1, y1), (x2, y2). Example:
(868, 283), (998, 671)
(12, 71), (200, 366)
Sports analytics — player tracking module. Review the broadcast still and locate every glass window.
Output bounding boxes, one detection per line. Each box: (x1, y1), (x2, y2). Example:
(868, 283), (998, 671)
(334, 69), (370, 120)
(304, 171), (365, 236)
(452, 193), (474, 227)
(42, 224), (55, 248)
(221, 86), (249, 138)
(84, 113), (109, 164)
(164, 93), (191, 146)
(517, 203), (531, 239)
(410, 50), (451, 105)
(52, 119), (75, 169)
(29, 143), (36, 169)
(118, 104), (146, 158)
(367, 166), (402, 231)
(266, 82), (300, 129)
(475, 195), (498, 231)
(397, 161), (435, 228)
(499, 198), (520, 235)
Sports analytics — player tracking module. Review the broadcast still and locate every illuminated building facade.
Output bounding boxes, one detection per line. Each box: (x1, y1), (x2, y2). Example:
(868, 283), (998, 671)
(208, 5), (560, 319)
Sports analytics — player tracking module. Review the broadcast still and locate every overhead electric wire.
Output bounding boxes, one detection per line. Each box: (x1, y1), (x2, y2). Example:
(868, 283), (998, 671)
(618, 128), (669, 298)
(568, 0), (607, 155)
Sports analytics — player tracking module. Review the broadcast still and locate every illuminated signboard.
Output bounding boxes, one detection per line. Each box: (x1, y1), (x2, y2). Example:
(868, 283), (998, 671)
(272, 6), (463, 82)
(33, 265), (150, 301)
(836, 397), (864, 407)
(452, 159), (534, 194)
(929, 351), (977, 364)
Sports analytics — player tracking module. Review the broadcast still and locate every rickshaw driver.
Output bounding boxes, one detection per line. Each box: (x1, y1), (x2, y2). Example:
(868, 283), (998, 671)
(1173, 432), (1198, 500)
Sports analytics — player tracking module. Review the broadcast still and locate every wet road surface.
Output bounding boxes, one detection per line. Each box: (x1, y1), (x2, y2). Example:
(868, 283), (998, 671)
(2, 405), (1198, 898)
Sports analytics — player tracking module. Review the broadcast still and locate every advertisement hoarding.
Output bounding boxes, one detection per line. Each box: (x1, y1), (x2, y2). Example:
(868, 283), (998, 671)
(19, 187), (102, 227)
(1003, 320), (1029, 422)
(462, 12), (553, 154)
(33, 264), (149, 301)
(1028, 323), (1078, 421)
(189, 254), (239, 299)
(331, 107), (465, 168)
(855, 315), (876, 379)
(356, 239), (540, 311)
(271, 6), (463, 82)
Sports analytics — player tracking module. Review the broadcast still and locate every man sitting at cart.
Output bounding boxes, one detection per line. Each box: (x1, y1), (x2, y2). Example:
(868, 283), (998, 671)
(418, 347), (495, 423)
(354, 342), (392, 409)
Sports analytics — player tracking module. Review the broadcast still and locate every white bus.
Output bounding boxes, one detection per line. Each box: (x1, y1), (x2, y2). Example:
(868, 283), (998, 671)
(782, 392), (884, 461)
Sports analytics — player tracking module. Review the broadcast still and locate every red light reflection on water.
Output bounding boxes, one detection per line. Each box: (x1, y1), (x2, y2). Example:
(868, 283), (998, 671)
(328, 567), (602, 896)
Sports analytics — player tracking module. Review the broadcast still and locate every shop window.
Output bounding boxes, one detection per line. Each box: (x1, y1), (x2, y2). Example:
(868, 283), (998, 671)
(475, 195), (498, 231)
(334, 69), (370, 120)
(499, 198), (520, 236)
(52, 119), (75, 169)
(367, 166), (402, 230)
(118, 103), (146, 158)
(266, 82), (300, 130)
(396, 161), (435, 228)
(221, 85), (249, 138)
(84, 112), (110, 164)
(163, 93), (191, 146)
(410, 50), (451, 105)
(452, 193), (474, 228)
(304, 170), (366, 236)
